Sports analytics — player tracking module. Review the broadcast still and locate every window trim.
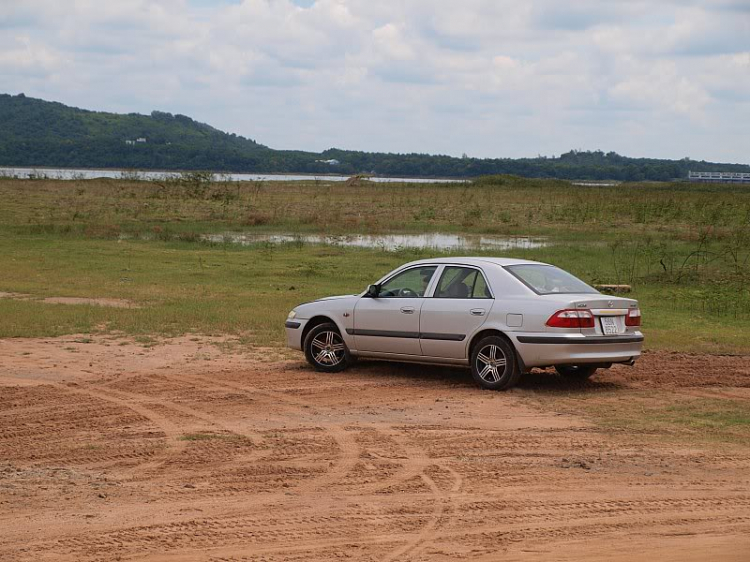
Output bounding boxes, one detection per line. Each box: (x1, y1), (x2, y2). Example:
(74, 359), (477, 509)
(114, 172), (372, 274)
(432, 265), (494, 300)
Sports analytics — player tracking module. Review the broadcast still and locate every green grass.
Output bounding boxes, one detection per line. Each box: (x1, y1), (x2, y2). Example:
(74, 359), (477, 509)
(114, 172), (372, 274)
(0, 177), (748, 353)
(667, 400), (750, 430)
(180, 433), (246, 442)
(3, 175), (750, 238)
(577, 394), (750, 446)
(0, 235), (746, 353)
(529, 389), (750, 447)
(0, 236), (423, 343)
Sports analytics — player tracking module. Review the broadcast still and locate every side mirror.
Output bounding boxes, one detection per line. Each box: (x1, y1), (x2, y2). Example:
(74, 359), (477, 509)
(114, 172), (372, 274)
(365, 284), (381, 298)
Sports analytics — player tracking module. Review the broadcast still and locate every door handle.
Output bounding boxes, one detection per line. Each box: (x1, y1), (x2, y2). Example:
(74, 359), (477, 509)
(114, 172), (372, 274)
(400, 306), (415, 314)
(470, 308), (486, 316)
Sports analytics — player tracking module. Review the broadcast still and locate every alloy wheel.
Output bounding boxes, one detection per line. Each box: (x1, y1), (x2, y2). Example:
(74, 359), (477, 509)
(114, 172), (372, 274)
(310, 330), (346, 366)
(475, 344), (507, 383)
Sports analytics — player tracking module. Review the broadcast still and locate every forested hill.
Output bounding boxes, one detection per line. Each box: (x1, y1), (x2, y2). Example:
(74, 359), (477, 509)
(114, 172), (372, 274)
(2, 93), (749, 180)
(0, 93), (274, 171)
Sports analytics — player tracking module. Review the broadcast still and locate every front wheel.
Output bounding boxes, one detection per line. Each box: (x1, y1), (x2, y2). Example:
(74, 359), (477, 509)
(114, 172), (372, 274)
(304, 322), (352, 373)
(470, 336), (521, 390)
(555, 365), (598, 380)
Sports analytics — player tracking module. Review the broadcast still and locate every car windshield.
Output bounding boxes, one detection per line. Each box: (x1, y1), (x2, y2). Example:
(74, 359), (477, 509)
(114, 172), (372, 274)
(505, 264), (598, 295)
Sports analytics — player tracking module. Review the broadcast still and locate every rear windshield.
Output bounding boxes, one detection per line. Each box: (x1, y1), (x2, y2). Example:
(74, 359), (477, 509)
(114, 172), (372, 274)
(505, 264), (598, 295)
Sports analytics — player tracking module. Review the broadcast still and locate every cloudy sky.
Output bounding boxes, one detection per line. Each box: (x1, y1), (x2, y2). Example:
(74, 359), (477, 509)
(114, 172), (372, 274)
(1, 0), (748, 162)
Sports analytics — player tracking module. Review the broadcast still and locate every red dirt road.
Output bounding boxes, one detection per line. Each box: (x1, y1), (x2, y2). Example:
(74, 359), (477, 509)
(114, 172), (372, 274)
(1, 336), (750, 561)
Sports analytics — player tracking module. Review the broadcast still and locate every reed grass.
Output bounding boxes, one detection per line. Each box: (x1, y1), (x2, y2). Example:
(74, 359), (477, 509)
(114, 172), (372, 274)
(0, 176), (748, 353)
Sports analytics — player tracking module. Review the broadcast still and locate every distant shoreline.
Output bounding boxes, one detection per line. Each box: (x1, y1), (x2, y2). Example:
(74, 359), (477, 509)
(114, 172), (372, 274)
(0, 166), (465, 184)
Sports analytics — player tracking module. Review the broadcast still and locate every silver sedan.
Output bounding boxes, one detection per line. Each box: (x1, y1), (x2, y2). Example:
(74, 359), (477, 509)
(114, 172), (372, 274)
(285, 257), (643, 390)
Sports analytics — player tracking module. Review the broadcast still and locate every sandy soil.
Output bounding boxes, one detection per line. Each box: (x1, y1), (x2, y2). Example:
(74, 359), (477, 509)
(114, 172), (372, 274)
(1, 336), (750, 561)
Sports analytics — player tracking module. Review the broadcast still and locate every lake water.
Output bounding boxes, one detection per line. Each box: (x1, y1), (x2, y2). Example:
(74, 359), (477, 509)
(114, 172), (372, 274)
(0, 167), (463, 184)
(203, 233), (549, 252)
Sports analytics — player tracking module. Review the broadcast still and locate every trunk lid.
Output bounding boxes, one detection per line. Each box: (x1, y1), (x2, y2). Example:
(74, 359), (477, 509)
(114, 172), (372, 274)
(569, 296), (639, 336)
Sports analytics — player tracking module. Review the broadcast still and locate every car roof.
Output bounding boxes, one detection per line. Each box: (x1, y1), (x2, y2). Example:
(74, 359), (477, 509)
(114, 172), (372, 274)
(400, 257), (551, 268)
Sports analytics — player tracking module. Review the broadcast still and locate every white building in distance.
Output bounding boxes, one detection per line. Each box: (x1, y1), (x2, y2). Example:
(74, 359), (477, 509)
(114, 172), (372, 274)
(689, 171), (750, 183)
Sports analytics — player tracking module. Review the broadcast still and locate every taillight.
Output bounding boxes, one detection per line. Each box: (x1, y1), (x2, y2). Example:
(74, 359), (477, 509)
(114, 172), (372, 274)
(625, 308), (641, 327)
(546, 309), (595, 329)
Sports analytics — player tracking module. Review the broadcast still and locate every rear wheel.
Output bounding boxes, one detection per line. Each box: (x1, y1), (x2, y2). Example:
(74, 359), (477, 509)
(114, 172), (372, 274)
(470, 336), (521, 390)
(304, 323), (351, 373)
(555, 365), (598, 380)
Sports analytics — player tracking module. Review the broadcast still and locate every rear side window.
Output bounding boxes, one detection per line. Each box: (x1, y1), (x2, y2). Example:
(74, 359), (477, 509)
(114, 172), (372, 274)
(506, 264), (597, 295)
(472, 271), (492, 298)
(435, 267), (492, 299)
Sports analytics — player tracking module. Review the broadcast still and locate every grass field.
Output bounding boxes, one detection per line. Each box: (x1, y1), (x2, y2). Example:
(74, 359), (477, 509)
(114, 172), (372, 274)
(1, 175), (749, 353)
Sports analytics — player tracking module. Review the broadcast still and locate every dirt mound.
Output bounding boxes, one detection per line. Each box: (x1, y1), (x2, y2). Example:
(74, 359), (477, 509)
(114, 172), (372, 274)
(615, 351), (750, 388)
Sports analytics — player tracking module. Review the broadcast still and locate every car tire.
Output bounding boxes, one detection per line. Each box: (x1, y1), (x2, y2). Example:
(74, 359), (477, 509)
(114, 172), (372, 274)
(555, 365), (598, 380)
(304, 322), (351, 373)
(470, 336), (521, 390)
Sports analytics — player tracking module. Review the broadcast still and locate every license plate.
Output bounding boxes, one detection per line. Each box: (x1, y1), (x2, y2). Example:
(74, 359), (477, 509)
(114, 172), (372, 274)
(601, 316), (619, 335)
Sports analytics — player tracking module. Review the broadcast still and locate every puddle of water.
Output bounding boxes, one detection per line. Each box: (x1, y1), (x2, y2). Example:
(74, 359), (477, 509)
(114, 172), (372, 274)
(203, 233), (549, 252)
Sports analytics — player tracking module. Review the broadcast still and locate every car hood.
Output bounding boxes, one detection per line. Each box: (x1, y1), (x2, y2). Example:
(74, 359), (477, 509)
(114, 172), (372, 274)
(294, 294), (359, 316)
(314, 294), (358, 302)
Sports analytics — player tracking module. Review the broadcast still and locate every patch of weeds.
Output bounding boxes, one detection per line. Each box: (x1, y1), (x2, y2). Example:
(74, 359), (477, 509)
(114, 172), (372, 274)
(134, 335), (156, 346)
(413, 207), (436, 221)
(177, 231), (201, 243)
(297, 261), (323, 277)
(664, 399), (750, 431)
(212, 338), (246, 354)
(180, 432), (244, 442)
(570, 393), (750, 447)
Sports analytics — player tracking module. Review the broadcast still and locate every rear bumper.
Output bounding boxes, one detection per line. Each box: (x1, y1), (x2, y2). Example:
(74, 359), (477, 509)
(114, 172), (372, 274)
(285, 319), (307, 351)
(509, 332), (643, 368)
(516, 335), (644, 345)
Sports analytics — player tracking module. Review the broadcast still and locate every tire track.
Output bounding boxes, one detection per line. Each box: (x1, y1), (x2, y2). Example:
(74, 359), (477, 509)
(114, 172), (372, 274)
(92, 384), (265, 443)
(0, 382), (172, 469)
(159, 371), (362, 495)
(50, 383), (191, 468)
(4, 341), (750, 562)
(379, 430), (451, 562)
(7, 486), (750, 561)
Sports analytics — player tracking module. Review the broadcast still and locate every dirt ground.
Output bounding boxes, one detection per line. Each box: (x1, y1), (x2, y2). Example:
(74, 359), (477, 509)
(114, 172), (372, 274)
(2, 336), (750, 561)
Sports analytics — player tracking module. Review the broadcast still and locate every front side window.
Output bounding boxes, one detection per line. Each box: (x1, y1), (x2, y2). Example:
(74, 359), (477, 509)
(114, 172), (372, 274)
(435, 267), (492, 299)
(506, 264), (598, 295)
(378, 266), (437, 298)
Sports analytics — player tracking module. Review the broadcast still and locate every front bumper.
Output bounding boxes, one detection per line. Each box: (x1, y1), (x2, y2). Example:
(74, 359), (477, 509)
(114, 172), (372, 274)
(510, 332), (644, 368)
(285, 319), (308, 351)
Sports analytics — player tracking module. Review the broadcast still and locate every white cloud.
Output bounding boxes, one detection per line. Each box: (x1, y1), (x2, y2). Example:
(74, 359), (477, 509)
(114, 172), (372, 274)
(0, 0), (747, 162)
(0, 35), (63, 77)
(608, 61), (712, 118)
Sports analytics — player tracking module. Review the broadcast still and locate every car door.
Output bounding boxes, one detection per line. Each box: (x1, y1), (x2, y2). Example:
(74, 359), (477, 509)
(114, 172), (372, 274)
(419, 265), (493, 359)
(353, 265), (438, 355)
